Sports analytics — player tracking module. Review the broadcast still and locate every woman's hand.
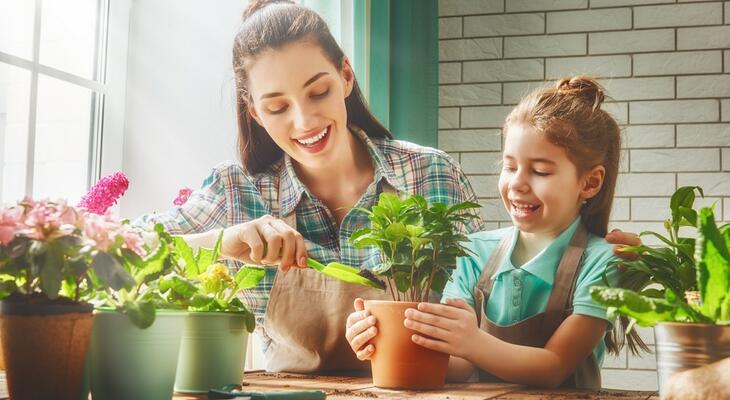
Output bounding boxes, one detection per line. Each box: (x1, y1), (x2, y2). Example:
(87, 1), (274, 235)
(221, 214), (307, 271)
(405, 298), (481, 359)
(345, 298), (378, 360)
(605, 229), (642, 260)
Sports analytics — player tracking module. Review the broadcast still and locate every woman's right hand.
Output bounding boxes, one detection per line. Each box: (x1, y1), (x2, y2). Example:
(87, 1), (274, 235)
(220, 214), (307, 271)
(345, 298), (378, 360)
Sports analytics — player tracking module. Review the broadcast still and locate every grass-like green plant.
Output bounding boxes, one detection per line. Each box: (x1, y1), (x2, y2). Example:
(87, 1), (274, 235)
(591, 187), (730, 326)
(350, 192), (481, 302)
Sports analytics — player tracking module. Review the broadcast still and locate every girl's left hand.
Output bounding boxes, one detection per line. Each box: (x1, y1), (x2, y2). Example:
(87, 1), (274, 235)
(404, 298), (481, 359)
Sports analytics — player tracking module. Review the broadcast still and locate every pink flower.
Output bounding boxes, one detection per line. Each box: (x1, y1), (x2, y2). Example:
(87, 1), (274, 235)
(78, 172), (129, 215)
(82, 213), (119, 251)
(173, 187), (193, 206)
(0, 207), (23, 246)
(82, 212), (147, 257)
(20, 199), (79, 240)
(121, 228), (147, 257)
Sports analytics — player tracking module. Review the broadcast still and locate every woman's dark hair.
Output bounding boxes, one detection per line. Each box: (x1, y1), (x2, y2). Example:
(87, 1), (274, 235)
(233, 0), (392, 174)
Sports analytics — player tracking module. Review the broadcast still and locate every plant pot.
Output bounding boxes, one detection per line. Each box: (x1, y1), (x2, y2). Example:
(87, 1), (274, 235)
(364, 300), (449, 390)
(89, 309), (186, 400)
(0, 320), (4, 370)
(174, 312), (249, 393)
(654, 322), (730, 398)
(0, 297), (93, 400)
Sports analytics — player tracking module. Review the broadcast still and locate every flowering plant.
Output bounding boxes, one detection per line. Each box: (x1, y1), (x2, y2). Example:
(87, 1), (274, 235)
(155, 232), (265, 332)
(0, 198), (143, 304)
(78, 171), (129, 215)
(173, 187), (193, 206)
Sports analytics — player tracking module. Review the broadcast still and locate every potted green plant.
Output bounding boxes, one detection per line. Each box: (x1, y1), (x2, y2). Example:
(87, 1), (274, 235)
(0, 197), (141, 400)
(86, 222), (188, 400)
(162, 232), (265, 393)
(350, 192), (480, 390)
(591, 187), (730, 397)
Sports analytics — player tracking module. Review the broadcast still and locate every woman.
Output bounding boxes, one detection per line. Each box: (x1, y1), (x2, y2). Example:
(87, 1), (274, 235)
(139, 0), (640, 374)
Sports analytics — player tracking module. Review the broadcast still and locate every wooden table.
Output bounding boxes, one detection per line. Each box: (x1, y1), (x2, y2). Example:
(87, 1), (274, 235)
(173, 371), (660, 400)
(0, 371), (658, 399)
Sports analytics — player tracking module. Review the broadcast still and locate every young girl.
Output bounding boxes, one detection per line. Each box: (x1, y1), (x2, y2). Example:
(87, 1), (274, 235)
(346, 76), (641, 388)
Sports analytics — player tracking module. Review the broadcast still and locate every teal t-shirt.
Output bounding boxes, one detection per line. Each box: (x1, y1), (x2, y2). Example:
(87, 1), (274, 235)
(441, 217), (620, 366)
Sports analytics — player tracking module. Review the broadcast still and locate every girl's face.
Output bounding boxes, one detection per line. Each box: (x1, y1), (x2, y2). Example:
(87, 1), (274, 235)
(498, 123), (604, 237)
(246, 40), (354, 169)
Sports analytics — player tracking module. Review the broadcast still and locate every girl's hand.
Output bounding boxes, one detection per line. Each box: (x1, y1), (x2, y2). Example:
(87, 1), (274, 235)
(605, 229), (642, 260)
(345, 298), (378, 360)
(221, 214), (308, 271)
(404, 298), (481, 359)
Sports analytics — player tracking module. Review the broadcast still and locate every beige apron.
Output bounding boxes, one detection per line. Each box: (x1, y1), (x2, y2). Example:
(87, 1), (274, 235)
(261, 181), (393, 373)
(472, 223), (602, 389)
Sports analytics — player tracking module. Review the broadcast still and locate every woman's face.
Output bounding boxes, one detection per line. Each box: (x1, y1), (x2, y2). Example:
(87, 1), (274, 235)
(246, 40), (354, 170)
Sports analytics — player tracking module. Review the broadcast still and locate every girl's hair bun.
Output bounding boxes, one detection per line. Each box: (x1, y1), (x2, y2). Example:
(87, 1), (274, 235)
(556, 75), (606, 110)
(243, 0), (293, 19)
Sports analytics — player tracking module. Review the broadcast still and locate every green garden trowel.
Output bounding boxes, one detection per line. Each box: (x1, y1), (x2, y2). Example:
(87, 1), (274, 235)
(307, 258), (385, 290)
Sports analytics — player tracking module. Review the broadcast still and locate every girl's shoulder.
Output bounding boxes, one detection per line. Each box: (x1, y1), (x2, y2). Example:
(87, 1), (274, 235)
(584, 233), (618, 263)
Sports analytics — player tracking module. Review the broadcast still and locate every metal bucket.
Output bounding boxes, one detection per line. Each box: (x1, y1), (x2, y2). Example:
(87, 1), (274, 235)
(654, 322), (730, 398)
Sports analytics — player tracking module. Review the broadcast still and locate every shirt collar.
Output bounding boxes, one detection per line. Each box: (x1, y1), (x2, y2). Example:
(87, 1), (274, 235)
(492, 217), (582, 285)
(278, 126), (406, 217)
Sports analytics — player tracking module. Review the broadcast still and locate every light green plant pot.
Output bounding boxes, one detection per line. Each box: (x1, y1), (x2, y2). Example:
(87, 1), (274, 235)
(174, 312), (249, 393)
(89, 310), (186, 400)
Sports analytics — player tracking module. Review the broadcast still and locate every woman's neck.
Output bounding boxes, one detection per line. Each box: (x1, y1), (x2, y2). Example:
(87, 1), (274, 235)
(294, 128), (374, 214)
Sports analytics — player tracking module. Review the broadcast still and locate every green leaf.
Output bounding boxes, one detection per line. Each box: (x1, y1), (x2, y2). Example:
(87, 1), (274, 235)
(235, 266), (266, 290)
(696, 207), (730, 321)
(0, 280), (18, 299)
(163, 275), (198, 298)
(195, 230), (224, 270)
(677, 206), (698, 227)
(429, 269), (450, 296)
(123, 300), (156, 329)
(190, 294), (215, 309)
(393, 271), (411, 293)
(174, 236), (198, 277)
(590, 286), (678, 327)
(136, 240), (171, 284)
(446, 201), (482, 215)
(384, 223), (408, 242)
(670, 186), (702, 229)
(92, 252), (135, 291)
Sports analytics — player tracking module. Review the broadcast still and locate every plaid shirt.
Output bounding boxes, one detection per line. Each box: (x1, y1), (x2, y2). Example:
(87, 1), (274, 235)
(137, 128), (486, 344)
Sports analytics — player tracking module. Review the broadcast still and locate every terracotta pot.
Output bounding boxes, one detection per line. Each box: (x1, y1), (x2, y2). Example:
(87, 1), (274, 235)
(364, 300), (449, 390)
(0, 298), (93, 400)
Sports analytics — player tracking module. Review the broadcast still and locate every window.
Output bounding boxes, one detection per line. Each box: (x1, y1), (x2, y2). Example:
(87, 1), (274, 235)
(0, 0), (109, 205)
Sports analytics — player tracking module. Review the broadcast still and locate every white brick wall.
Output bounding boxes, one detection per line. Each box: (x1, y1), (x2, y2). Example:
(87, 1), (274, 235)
(438, 0), (730, 391)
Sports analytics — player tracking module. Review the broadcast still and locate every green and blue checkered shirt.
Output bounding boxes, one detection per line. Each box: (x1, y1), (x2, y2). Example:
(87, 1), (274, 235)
(137, 128), (486, 339)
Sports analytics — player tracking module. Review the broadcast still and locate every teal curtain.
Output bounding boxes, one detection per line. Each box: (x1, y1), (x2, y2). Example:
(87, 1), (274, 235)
(305, 0), (439, 148)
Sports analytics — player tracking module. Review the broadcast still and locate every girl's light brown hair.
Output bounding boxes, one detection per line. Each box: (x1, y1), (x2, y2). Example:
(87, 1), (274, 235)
(504, 76), (648, 355)
(232, 0), (392, 174)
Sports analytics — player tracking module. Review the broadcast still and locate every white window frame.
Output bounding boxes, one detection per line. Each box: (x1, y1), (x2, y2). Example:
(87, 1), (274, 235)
(0, 0), (131, 199)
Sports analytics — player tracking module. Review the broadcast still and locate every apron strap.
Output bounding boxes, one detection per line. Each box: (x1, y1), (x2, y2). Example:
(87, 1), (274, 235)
(473, 231), (513, 327)
(541, 223), (589, 339)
